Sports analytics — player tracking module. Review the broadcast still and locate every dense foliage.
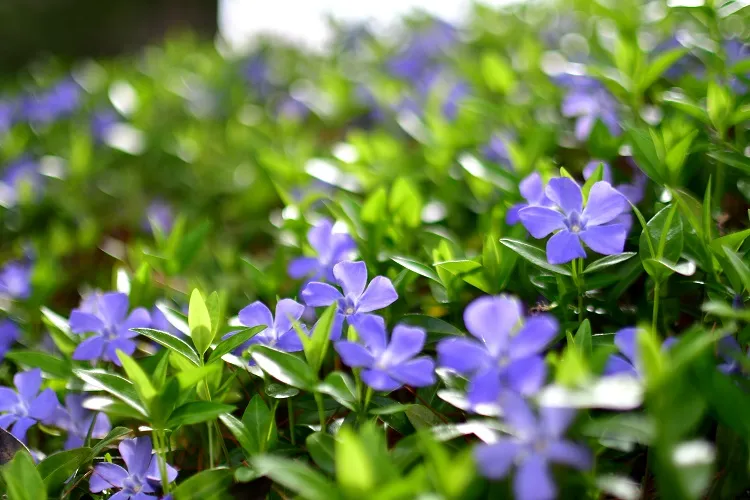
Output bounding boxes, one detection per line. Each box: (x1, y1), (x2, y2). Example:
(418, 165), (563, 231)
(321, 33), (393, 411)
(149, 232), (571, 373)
(1, 1), (750, 498)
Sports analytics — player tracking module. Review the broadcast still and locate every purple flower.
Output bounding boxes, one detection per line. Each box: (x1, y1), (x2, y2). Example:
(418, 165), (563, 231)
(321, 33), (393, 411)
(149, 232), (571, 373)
(441, 80), (470, 121)
(717, 336), (747, 375)
(223, 299), (306, 355)
(437, 295), (557, 412)
(0, 320), (19, 362)
(150, 306), (184, 339)
(518, 177), (629, 264)
(69, 292), (151, 366)
(301, 261), (398, 340)
(336, 315), (435, 391)
(475, 394), (591, 500)
(277, 96), (309, 121)
(21, 79), (81, 125)
(0, 369), (58, 443)
(90, 436), (177, 498)
(0, 260), (32, 300)
(0, 99), (16, 134)
(0, 156), (43, 207)
(560, 76), (619, 141)
(91, 109), (120, 142)
(387, 20), (457, 82)
(604, 327), (676, 378)
(288, 218), (356, 283)
(144, 201), (174, 235)
(726, 39), (749, 93)
(482, 133), (514, 168)
(53, 394), (111, 450)
(506, 173), (554, 225)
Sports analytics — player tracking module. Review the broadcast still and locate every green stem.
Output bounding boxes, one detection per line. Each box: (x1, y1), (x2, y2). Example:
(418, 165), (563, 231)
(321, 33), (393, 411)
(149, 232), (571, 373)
(207, 421), (214, 468)
(266, 400), (279, 451)
(215, 421), (230, 465)
(652, 281), (661, 334)
(152, 430), (170, 494)
(287, 398), (296, 446)
(314, 392), (326, 431)
(571, 258), (585, 322)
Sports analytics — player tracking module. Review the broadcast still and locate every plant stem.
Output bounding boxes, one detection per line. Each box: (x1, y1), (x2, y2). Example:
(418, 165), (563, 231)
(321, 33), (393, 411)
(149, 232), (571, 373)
(287, 398), (296, 446)
(572, 258), (585, 322)
(207, 421), (215, 468)
(314, 392), (326, 431)
(652, 281), (661, 334)
(153, 430), (170, 494)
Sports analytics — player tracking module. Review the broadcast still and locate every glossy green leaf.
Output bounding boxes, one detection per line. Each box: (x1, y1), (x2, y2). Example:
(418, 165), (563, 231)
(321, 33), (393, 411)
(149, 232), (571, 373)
(434, 259), (492, 293)
(189, 289), (213, 358)
(172, 468), (234, 500)
(390, 256), (441, 283)
(5, 351), (72, 379)
(315, 371), (357, 411)
(250, 345), (315, 390)
(37, 448), (91, 494)
(219, 414), (259, 458)
(73, 369), (147, 417)
(336, 426), (375, 496)
(2, 451), (46, 500)
(252, 455), (338, 500)
(132, 328), (201, 366)
(583, 252), (637, 274)
(116, 350), (156, 405)
(166, 401), (235, 428)
(499, 238), (572, 276)
(306, 431), (336, 474)
(208, 325), (265, 363)
(242, 396), (275, 454)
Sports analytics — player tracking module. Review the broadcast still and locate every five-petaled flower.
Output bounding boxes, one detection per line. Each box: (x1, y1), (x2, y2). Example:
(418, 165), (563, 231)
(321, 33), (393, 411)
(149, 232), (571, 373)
(518, 177), (629, 264)
(53, 394), (112, 450)
(0, 369), (58, 443)
(69, 292), (151, 366)
(0, 260), (32, 300)
(506, 172), (554, 225)
(89, 436), (177, 498)
(288, 218), (356, 283)
(475, 394), (591, 500)
(223, 298), (306, 355)
(301, 261), (398, 339)
(336, 315), (435, 391)
(437, 295), (557, 413)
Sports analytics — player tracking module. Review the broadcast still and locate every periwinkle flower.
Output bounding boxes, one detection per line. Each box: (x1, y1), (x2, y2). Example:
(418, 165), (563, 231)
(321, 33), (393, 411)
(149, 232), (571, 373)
(301, 261), (398, 339)
(437, 295), (557, 412)
(0, 99), (16, 133)
(0, 156), (43, 208)
(387, 20), (457, 82)
(223, 299), (306, 355)
(91, 109), (121, 142)
(21, 79), (81, 125)
(336, 315), (435, 391)
(90, 436), (177, 498)
(604, 327), (676, 378)
(0, 260), (32, 300)
(717, 336), (748, 376)
(518, 177), (629, 264)
(506, 172), (553, 225)
(0, 320), (19, 362)
(475, 394), (591, 500)
(54, 394), (111, 450)
(441, 80), (470, 121)
(277, 96), (309, 121)
(483, 133), (514, 168)
(726, 39), (749, 93)
(0, 369), (58, 443)
(288, 218), (356, 283)
(560, 76), (619, 141)
(150, 306), (184, 339)
(69, 292), (151, 366)
(145, 201), (174, 235)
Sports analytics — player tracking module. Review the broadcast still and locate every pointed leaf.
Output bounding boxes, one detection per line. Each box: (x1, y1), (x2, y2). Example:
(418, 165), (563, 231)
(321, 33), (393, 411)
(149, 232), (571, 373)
(74, 369), (147, 417)
(189, 289), (213, 358)
(250, 345), (315, 390)
(499, 238), (572, 276)
(132, 328), (200, 366)
(208, 325), (265, 363)
(167, 401), (235, 428)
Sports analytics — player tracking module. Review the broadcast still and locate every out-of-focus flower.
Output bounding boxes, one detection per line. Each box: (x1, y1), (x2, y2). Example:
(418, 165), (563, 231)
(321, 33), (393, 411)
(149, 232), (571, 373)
(69, 292), (150, 365)
(150, 306), (184, 338)
(506, 173), (554, 225)
(21, 79), (81, 125)
(288, 218), (356, 283)
(0, 156), (43, 207)
(437, 295), (557, 411)
(336, 315), (435, 391)
(89, 436), (177, 498)
(244, 54), (273, 98)
(726, 39), (750, 93)
(441, 80), (470, 121)
(475, 394), (591, 500)
(0, 99), (16, 133)
(277, 96), (309, 121)
(519, 178), (629, 264)
(53, 394), (111, 450)
(0, 260), (32, 300)
(91, 109), (121, 142)
(144, 200), (174, 235)
(560, 76), (619, 141)
(223, 299), (306, 355)
(482, 133), (514, 168)
(387, 20), (457, 82)
(301, 261), (398, 339)
(0, 369), (58, 443)
(604, 327), (676, 378)
(717, 335), (747, 375)
(0, 320), (19, 362)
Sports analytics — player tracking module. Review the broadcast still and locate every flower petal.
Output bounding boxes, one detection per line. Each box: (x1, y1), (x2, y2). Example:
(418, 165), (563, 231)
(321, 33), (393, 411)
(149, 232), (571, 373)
(546, 440), (592, 470)
(333, 261), (368, 297)
(14, 369), (41, 402)
(546, 230), (585, 264)
(614, 327), (638, 365)
(146, 455), (179, 484)
(69, 311), (105, 334)
(275, 330), (305, 352)
(388, 357), (435, 387)
(519, 172), (546, 204)
(506, 202), (526, 225)
(348, 314), (387, 354)
(437, 338), (491, 375)
(335, 341), (374, 368)
(382, 325), (425, 365)
(238, 301), (273, 331)
(28, 388), (58, 421)
(506, 356), (547, 395)
(274, 299), (305, 333)
(579, 223), (627, 256)
(583, 161), (613, 184)
(467, 367), (501, 409)
(509, 315), (558, 359)
(72, 335), (107, 362)
(500, 392), (538, 436)
(288, 257), (320, 279)
(0, 414), (18, 430)
(362, 369), (402, 392)
(98, 292), (130, 326)
(357, 277), (397, 313)
(307, 219), (334, 257)
(514, 454), (555, 500)
(582, 181), (627, 226)
(106, 338), (136, 365)
(463, 295), (522, 357)
(540, 406), (577, 439)
(301, 282), (343, 307)
(10, 416), (36, 443)
(120, 436), (153, 477)
(603, 355), (639, 377)
(0, 388), (21, 412)
(93, 413), (112, 438)
(475, 439), (520, 479)
(518, 207), (566, 239)
(89, 463), (129, 492)
(545, 177), (583, 215)
(119, 308), (151, 338)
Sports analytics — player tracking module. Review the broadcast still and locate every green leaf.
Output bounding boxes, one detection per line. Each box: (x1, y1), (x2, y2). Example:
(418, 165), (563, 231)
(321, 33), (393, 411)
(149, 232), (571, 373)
(132, 328), (201, 366)
(242, 396), (275, 454)
(219, 414), (258, 458)
(639, 204), (683, 280)
(73, 369), (147, 417)
(722, 247), (750, 294)
(434, 260), (492, 293)
(37, 448), (91, 494)
(390, 256), (441, 283)
(703, 177), (713, 242)
(708, 150), (750, 175)
(575, 319), (593, 356)
(205, 291), (223, 339)
(499, 238), (572, 276)
(167, 401), (234, 428)
(252, 455), (338, 500)
(405, 405), (442, 430)
(40, 306), (76, 356)
(208, 325), (265, 363)
(628, 128), (665, 185)
(177, 363), (222, 392)
(639, 48), (688, 92)
(707, 81), (733, 133)
(315, 371), (358, 411)
(306, 431), (336, 474)
(389, 178), (423, 228)
(398, 314), (463, 342)
(336, 426), (375, 496)
(172, 468), (234, 500)
(642, 258), (696, 281)
(116, 350), (156, 405)
(361, 186), (388, 224)
(1, 451), (46, 500)
(711, 228), (750, 254)
(300, 304), (336, 375)
(189, 289), (213, 358)
(581, 163), (604, 201)
(250, 345), (315, 390)
(5, 351), (72, 379)
(703, 301), (750, 322)
(90, 427), (131, 456)
(583, 252), (637, 274)
(481, 52), (517, 94)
